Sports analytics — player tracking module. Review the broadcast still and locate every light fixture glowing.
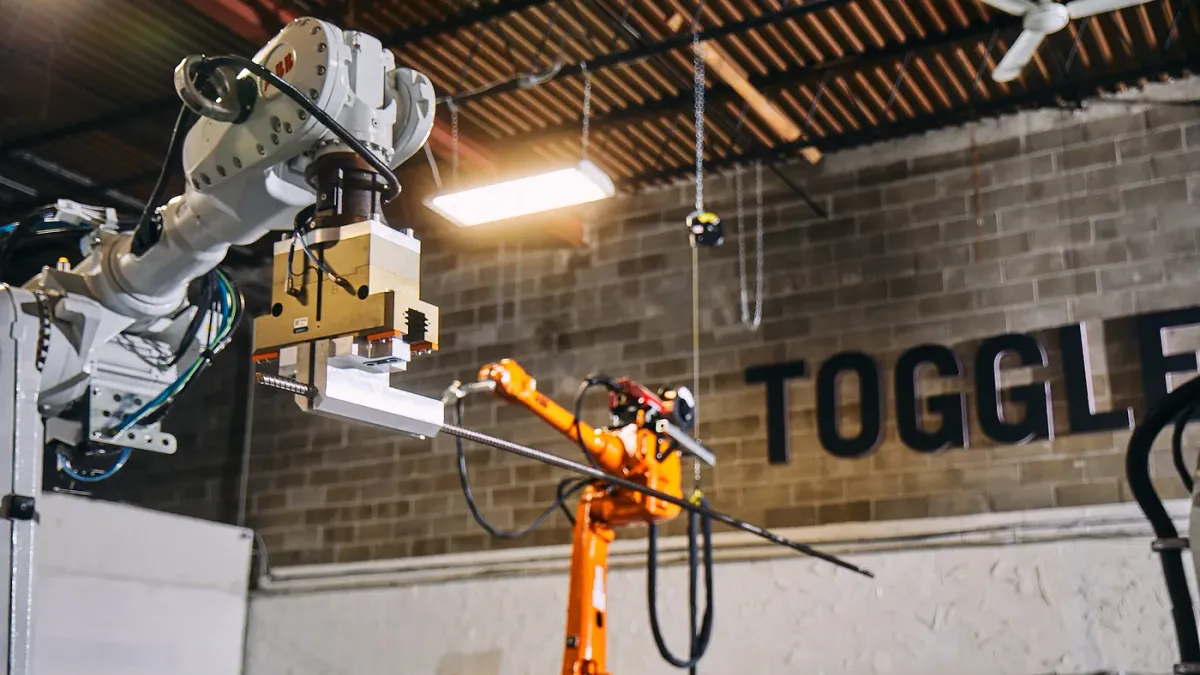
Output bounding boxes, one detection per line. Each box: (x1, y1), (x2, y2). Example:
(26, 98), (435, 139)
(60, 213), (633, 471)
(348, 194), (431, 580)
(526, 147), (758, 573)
(425, 159), (614, 227)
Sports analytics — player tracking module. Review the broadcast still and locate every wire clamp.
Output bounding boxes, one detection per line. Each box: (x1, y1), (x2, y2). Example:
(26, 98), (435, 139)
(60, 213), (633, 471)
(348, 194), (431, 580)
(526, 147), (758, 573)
(2, 495), (38, 523)
(1153, 537), (1190, 552)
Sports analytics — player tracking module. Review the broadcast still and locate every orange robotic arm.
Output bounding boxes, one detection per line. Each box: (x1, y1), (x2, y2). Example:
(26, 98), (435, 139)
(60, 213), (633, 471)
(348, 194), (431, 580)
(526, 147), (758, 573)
(478, 359), (630, 475)
(476, 359), (685, 675)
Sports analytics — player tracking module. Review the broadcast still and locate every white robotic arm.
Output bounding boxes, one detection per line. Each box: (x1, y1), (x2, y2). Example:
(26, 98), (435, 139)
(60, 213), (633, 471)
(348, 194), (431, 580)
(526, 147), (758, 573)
(21, 16), (440, 454)
(73, 18), (434, 321)
(0, 18), (442, 674)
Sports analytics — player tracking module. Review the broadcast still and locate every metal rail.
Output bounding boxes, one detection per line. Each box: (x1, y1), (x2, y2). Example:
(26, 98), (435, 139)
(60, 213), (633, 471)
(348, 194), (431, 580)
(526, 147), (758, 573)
(440, 422), (874, 578)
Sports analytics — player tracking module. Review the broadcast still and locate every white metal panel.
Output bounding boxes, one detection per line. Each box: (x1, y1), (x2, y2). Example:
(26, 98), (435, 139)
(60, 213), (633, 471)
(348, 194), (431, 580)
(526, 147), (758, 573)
(34, 493), (252, 675)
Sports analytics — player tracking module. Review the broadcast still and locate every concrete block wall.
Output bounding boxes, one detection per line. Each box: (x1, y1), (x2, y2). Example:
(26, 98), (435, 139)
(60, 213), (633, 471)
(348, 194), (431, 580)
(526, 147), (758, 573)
(117, 85), (1200, 567)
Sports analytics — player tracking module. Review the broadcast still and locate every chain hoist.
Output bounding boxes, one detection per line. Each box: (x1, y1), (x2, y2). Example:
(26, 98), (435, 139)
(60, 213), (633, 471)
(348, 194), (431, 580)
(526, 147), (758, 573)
(686, 33), (722, 249)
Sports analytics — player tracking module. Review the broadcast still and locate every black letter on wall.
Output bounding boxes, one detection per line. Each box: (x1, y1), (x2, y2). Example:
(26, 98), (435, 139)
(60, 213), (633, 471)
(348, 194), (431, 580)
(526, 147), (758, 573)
(894, 345), (968, 453)
(745, 360), (808, 465)
(1136, 307), (1200, 412)
(1059, 323), (1133, 434)
(974, 333), (1054, 444)
(817, 352), (884, 458)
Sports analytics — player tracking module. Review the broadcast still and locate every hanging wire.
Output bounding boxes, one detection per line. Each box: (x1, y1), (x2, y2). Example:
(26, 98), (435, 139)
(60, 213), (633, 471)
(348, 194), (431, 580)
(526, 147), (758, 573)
(423, 144), (443, 189)
(447, 99), (460, 184)
(751, 162), (765, 328)
(580, 61), (593, 160)
(734, 163), (764, 332)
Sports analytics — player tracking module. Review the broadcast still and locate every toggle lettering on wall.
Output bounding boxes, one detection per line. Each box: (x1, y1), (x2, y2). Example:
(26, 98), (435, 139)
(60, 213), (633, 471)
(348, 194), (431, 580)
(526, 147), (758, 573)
(744, 307), (1200, 464)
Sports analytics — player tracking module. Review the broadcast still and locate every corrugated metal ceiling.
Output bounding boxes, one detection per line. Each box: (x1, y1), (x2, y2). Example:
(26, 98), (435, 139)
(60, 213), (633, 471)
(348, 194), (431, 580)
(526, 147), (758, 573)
(0, 0), (1196, 217)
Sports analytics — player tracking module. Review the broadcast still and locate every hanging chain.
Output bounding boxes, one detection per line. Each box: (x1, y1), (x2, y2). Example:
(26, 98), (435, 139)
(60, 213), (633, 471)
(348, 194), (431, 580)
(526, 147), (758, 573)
(693, 32), (705, 213)
(690, 31), (708, 490)
(734, 162), (765, 331)
(580, 61), (592, 160)
(447, 99), (460, 184)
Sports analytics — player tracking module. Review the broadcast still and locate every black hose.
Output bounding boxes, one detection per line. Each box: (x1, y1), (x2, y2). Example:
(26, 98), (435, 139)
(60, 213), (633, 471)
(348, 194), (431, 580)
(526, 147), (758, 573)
(687, 508), (701, 675)
(131, 105), (192, 256)
(573, 376), (621, 469)
(647, 501), (714, 670)
(0, 207), (55, 272)
(1172, 400), (1200, 493)
(1126, 375), (1200, 666)
(454, 398), (587, 539)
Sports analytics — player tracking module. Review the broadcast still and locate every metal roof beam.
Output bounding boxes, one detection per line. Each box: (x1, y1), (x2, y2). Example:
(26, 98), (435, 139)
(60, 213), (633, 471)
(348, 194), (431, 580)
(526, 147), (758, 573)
(0, 101), (177, 157)
(497, 15), (1024, 150)
(445, 0), (860, 105)
(2, 154), (153, 216)
(385, 0), (556, 48)
(621, 55), (1200, 186)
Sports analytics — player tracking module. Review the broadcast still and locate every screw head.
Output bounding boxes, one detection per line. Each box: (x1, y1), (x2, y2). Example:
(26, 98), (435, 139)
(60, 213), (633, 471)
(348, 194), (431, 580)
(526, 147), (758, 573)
(298, 109), (309, 120)
(317, 43), (326, 53)
(233, 156), (242, 168)
(257, 143), (266, 155)
(317, 65), (326, 76)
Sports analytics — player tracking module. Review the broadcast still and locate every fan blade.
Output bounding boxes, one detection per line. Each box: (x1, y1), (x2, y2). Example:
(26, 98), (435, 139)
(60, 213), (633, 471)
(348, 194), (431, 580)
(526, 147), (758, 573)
(993, 30), (1045, 82)
(978, 0), (1038, 15)
(1065, 0), (1154, 19)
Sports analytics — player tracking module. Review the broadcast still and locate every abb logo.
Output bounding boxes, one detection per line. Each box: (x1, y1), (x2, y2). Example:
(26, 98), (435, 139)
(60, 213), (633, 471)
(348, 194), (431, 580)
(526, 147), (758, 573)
(261, 47), (298, 98)
(274, 52), (295, 78)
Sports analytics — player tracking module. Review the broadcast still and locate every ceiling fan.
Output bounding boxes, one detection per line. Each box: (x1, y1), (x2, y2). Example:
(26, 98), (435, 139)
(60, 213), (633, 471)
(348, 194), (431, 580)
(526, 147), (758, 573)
(981, 0), (1157, 82)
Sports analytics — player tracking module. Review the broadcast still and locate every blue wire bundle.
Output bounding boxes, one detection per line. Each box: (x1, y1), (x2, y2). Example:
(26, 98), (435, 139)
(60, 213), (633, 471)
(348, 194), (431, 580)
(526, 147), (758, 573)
(56, 269), (241, 483)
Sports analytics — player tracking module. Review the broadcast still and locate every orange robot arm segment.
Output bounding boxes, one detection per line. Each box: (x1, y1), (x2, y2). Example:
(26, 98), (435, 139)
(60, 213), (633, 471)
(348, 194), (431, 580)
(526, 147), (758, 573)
(562, 486), (614, 675)
(478, 359), (628, 474)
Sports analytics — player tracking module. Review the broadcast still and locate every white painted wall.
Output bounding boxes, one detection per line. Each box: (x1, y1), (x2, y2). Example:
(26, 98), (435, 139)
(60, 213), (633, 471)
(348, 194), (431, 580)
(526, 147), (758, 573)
(245, 501), (1194, 675)
(35, 493), (253, 675)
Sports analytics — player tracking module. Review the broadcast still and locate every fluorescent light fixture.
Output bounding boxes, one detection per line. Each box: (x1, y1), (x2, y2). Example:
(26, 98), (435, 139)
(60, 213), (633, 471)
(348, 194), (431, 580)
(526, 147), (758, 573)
(425, 159), (615, 227)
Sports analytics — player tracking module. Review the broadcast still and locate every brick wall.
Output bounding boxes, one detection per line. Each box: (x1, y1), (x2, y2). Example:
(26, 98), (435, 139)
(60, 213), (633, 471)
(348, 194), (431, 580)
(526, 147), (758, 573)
(116, 87), (1200, 567)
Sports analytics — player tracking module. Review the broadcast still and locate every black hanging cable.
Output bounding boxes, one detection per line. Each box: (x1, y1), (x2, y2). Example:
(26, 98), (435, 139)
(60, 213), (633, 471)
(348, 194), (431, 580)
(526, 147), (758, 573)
(454, 398), (589, 539)
(647, 500), (715, 670)
(1172, 400), (1200, 493)
(167, 270), (217, 367)
(131, 105), (193, 256)
(573, 376), (621, 469)
(1126, 376), (1200, 668)
(291, 204), (357, 294)
(0, 206), (55, 272)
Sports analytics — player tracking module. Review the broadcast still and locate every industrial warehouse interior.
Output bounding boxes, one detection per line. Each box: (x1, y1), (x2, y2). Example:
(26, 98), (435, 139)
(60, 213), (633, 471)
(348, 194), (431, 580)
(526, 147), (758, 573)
(2, 0), (1200, 673)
